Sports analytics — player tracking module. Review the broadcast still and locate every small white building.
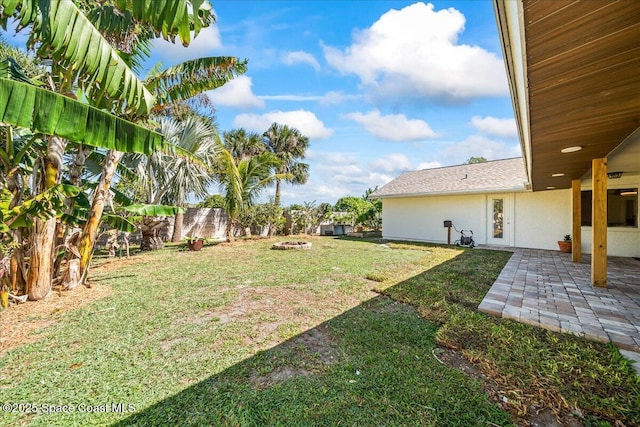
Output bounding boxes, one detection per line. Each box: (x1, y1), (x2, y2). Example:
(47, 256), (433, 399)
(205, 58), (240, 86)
(371, 156), (639, 258)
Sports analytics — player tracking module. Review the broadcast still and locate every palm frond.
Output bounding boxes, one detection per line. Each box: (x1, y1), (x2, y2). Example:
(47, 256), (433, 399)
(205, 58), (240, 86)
(145, 56), (248, 109)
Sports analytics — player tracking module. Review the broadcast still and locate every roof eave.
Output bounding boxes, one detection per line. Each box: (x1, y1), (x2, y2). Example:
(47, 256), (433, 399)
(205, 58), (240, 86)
(493, 0), (533, 187)
(374, 185), (529, 199)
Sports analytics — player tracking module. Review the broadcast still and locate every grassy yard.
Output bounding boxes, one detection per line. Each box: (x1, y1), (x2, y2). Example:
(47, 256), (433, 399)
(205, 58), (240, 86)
(0, 237), (637, 426)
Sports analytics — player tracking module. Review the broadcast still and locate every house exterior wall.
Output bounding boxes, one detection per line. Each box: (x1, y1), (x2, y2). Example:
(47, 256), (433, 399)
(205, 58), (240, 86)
(381, 180), (638, 257)
(580, 172), (640, 257)
(513, 189), (571, 250)
(381, 194), (487, 245)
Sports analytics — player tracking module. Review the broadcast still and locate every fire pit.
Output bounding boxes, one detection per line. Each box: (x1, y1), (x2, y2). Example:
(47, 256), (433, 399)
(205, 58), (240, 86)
(271, 241), (312, 250)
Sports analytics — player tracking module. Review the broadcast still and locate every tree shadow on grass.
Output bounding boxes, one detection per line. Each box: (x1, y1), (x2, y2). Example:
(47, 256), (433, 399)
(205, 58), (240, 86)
(112, 250), (513, 427)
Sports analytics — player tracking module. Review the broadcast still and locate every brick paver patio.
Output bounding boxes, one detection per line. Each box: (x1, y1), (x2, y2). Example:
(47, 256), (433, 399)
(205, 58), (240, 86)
(479, 249), (640, 353)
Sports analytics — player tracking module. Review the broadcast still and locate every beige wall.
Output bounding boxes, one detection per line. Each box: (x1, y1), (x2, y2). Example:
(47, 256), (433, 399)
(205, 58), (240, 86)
(513, 189), (571, 250)
(381, 194), (487, 245)
(580, 172), (639, 257)
(381, 178), (638, 257)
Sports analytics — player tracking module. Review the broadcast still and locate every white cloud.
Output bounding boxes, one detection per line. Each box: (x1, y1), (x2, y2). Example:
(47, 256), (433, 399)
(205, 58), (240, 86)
(471, 116), (517, 138)
(368, 153), (413, 173)
(149, 26), (223, 66)
(207, 76), (265, 109)
(233, 110), (333, 139)
(307, 150), (359, 165)
(343, 110), (436, 141)
(318, 91), (363, 105)
(417, 161), (443, 170)
(259, 95), (323, 101)
(440, 134), (522, 165)
(322, 2), (508, 103)
(260, 92), (362, 104)
(283, 51), (321, 71)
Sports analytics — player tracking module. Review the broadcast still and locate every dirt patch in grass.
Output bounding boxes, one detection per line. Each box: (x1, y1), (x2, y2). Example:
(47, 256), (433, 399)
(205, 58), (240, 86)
(90, 255), (146, 273)
(364, 296), (418, 315)
(189, 285), (376, 347)
(185, 284), (345, 389)
(160, 336), (186, 352)
(249, 325), (339, 388)
(0, 283), (112, 356)
(281, 326), (339, 365)
(249, 366), (311, 388)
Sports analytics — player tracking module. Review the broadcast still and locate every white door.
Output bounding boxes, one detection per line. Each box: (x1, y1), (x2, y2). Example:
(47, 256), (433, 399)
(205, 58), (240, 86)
(487, 194), (513, 246)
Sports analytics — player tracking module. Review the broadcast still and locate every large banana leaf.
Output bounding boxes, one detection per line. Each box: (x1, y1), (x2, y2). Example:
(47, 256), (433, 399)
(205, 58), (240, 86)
(145, 56), (248, 108)
(0, 77), (166, 154)
(113, 0), (215, 46)
(103, 213), (137, 233)
(0, 0), (156, 116)
(123, 204), (186, 216)
(0, 57), (41, 86)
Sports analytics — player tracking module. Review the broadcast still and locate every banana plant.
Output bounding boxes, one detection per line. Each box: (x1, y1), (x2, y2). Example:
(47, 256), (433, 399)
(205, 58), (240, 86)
(1, 1), (247, 295)
(0, 184), (79, 232)
(0, 184), (80, 303)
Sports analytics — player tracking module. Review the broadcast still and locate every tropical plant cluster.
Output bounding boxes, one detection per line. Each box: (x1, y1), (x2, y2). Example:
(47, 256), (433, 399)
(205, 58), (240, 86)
(0, 0), (315, 307)
(283, 189), (382, 235)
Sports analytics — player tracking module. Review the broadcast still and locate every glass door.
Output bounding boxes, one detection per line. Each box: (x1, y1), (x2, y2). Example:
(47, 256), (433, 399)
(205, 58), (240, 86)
(487, 194), (511, 246)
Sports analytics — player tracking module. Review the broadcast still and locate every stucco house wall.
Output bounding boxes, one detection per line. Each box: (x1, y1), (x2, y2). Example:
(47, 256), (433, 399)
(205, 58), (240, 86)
(374, 157), (638, 257)
(579, 172), (640, 257)
(381, 194), (487, 244)
(381, 184), (638, 257)
(513, 189), (571, 251)
(382, 190), (572, 249)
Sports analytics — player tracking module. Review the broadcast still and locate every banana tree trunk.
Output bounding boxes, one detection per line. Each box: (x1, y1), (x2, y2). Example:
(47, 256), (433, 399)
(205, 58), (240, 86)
(78, 150), (124, 281)
(5, 169), (26, 294)
(27, 136), (66, 300)
(9, 229), (26, 294)
(171, 212), (184, 242)
(52, 145), (93, 281)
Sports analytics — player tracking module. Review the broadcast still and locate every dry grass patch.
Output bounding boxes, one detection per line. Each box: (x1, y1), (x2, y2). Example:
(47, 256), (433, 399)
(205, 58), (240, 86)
(0, 283), (111, 355)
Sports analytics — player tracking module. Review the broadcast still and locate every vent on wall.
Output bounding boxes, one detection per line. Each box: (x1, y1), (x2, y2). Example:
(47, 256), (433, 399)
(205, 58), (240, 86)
(607, 171), (623, 179)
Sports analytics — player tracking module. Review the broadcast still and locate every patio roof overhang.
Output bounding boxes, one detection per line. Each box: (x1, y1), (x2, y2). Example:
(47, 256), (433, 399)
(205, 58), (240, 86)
(494, 0), (640, 192)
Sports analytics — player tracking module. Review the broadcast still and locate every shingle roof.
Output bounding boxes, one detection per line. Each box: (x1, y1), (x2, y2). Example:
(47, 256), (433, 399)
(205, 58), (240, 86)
(371, 157), (529, 198)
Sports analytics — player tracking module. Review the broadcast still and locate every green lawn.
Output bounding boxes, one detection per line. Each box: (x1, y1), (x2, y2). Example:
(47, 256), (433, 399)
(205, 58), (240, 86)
(0, 238), (637, 426)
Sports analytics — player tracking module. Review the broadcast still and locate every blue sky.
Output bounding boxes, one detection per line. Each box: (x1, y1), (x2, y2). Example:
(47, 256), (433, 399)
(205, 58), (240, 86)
(151, 1), (522, 205)
(8, 1), (521, 206)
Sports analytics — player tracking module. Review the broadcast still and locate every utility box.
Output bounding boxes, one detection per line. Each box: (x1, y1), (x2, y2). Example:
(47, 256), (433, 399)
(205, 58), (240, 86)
(320, 225), (334, 236)
(321, 224), (354, 236)
(444, 220), (452, 228)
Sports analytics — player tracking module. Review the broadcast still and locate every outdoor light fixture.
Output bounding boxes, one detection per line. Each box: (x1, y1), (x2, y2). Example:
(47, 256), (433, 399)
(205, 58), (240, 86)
(560, 146), (583, 153)
(551, 173), (565, 177)
(607, 171), (623, 179)
(546, 186), (556, 190)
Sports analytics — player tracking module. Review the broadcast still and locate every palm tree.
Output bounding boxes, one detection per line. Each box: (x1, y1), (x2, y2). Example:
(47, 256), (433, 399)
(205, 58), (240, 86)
(133, 116), (218, 247)
(223, 128), (266, 162)
(216, 146), (290, 242)
(262, 123), (310, 207)
(78, 56), (246, 272)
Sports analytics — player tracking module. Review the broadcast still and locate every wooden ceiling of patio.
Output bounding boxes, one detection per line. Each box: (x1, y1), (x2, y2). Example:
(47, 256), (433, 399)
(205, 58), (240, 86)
(523, 0), (640, 191)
